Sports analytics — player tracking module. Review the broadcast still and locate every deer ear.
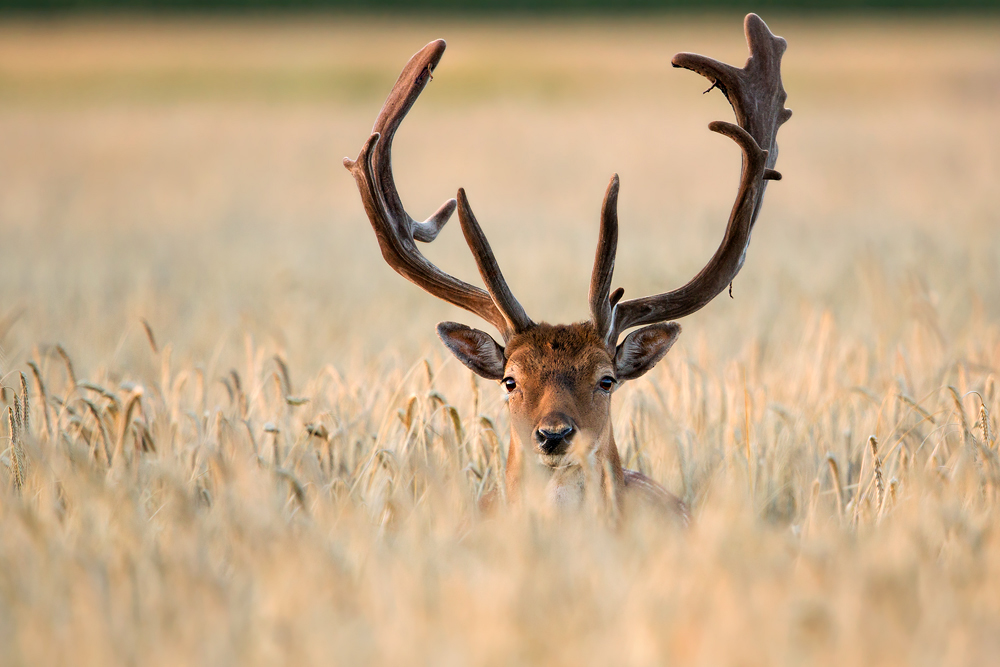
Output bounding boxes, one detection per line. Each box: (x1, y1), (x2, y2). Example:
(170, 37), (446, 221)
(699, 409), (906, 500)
(436, 322), (506, 380)
(614, 322), (681, 382)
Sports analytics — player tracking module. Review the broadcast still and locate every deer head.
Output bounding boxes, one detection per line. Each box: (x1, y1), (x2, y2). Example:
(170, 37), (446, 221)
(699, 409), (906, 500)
(344, 14), (790, 516)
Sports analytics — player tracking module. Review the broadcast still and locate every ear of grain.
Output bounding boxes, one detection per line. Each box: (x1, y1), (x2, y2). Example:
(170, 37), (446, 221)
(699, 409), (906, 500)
(7, 407), (22, 493)
(870, 435), (885, 519)
(18, 372), (29, 436)
(140, 318), (159, 354)
(54, 344), (77, 391)
(81, 398), (113, 465)
(949, 386), (973, 446)
(273, 354), (293, 396)
(981, 404), (993, 449)
(26, 362), (52, 439)
(12, 389), (22, 436)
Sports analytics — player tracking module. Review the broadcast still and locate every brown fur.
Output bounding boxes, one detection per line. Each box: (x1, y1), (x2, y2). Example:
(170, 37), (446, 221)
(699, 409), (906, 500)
(496, 322), (686, 522)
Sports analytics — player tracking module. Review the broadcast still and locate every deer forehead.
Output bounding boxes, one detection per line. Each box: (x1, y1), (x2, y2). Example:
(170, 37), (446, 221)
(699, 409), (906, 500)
(504, 323), (613, 384)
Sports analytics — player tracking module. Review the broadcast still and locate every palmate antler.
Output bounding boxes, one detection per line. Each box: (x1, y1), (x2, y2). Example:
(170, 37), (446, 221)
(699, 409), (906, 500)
(343, 40), (532, 343)
(590, 13), (791, 348)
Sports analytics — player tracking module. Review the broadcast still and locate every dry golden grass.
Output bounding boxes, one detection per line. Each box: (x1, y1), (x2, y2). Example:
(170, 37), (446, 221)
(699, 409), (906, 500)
(1, 14), (999, 665)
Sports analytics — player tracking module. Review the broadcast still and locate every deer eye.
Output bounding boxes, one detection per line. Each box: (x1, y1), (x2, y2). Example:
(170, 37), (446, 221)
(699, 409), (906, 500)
(502, 377), (517, 393)
(598, 376), (616, 392)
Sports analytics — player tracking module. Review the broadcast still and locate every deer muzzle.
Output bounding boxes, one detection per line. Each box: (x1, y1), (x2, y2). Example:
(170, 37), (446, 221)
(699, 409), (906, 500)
(534, 414), (576, 456)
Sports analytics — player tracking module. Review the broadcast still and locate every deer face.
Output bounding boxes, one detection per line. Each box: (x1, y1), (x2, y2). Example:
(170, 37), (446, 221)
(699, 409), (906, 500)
(501, 324), (617, 465)
(438, 321), (681, 467)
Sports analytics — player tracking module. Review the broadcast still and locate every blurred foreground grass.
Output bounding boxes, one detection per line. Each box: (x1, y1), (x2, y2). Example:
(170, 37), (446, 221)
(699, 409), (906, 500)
(1, 15), (999, 665)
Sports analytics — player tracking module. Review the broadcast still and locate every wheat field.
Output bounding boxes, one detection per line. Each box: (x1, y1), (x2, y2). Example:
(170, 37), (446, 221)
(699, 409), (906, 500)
(0, 14), (999, 665)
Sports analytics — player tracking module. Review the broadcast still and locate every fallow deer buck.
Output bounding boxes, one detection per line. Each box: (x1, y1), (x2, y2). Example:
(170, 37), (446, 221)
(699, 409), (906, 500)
(345, 14), (790, 521)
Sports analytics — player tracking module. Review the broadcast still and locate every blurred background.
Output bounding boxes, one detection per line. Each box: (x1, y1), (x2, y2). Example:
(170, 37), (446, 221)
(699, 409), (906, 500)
(2, 0), (998, 11)
(0, 2), (998, 383)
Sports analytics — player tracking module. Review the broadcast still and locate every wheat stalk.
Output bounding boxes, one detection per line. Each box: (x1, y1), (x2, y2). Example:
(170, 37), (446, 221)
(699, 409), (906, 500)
(826, 453), (844, 520)
(264, 422), (282, 467)
(480, 415), (506, 505)
(805, 477), (821, 536)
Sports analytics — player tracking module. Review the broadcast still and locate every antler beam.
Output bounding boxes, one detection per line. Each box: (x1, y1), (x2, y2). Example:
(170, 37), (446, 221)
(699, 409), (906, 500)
(344, 39), (532, 341)
(591, 13), (791, 347)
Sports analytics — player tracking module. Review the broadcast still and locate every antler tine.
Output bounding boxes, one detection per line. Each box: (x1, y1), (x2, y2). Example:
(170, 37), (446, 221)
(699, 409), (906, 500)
(364, 39), (454, 243)
(456, 189), (534, 336)
(590, 174), (620, 347)
(672, 15), (791, 162)
(607, 13), (790, 344)
(344, 39), (523, 339)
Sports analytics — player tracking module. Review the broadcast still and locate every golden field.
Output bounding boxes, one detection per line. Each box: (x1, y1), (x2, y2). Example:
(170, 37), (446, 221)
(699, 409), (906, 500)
(1, 14), (999, 665)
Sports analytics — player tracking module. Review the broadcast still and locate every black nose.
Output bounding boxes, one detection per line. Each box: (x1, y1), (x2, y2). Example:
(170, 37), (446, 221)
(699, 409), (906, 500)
(535, 425), (575, 454)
